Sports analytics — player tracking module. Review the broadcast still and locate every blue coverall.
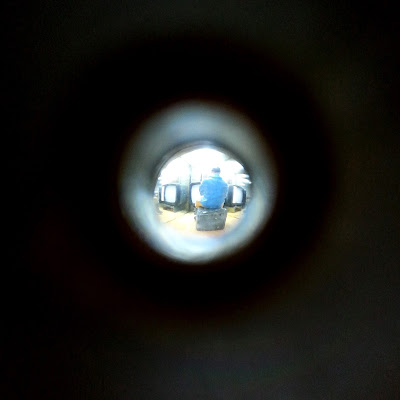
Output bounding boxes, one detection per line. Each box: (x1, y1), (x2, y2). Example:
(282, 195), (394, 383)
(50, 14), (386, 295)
(199, 174), (228, 209)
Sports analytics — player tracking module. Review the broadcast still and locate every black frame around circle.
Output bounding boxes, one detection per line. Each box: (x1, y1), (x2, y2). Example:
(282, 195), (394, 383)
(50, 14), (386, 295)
(46, 36), (334, 309)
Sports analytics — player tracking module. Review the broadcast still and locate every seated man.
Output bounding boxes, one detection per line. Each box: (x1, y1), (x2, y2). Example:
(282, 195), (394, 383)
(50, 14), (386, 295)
(195, 167), (228, 209)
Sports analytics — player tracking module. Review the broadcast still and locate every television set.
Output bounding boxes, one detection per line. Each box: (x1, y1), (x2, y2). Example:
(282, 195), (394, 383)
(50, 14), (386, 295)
(159, 183), (187, 211)
(224, 185), (247, 208)
(189, 182), (201, 206)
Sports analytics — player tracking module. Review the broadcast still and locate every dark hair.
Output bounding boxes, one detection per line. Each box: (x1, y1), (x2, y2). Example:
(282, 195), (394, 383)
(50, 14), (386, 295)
(211, 167), (221, 173)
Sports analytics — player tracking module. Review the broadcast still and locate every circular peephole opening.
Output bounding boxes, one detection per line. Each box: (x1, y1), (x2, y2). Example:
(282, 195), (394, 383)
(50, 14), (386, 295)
(118, 100), (278, 265)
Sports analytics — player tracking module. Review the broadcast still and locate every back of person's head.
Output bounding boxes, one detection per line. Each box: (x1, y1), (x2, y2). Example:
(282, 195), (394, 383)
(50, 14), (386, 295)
(211, 167), (221, 174)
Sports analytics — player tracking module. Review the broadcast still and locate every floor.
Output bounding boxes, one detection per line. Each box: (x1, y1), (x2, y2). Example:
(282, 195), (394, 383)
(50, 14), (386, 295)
(157, 207), (244, 237)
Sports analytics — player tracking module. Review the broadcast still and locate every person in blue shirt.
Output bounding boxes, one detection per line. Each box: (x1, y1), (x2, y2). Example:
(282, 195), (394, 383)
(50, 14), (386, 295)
(195, 167), (228, 209)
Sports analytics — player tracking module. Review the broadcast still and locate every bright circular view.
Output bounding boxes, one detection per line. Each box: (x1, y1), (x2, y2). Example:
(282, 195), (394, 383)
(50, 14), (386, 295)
(155, 147), (251, 238)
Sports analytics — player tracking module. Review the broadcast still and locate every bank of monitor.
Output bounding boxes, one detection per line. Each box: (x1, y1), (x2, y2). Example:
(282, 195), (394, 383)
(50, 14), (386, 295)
(189, 182), (201, 205)
(225, 185), (247, 208)
(159, 184), (187, 211)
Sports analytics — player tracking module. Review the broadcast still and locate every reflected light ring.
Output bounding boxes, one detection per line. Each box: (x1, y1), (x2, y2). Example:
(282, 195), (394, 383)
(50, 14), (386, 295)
(118, 100), (278, 264)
